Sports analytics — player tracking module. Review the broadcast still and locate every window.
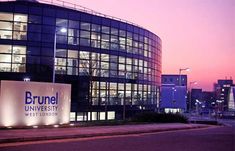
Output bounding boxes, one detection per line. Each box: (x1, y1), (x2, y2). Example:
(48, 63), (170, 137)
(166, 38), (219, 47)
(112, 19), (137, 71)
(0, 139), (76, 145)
(111, 28), (118, 35)
(0, 21), (12, 30)
(0, 13), (28, 40)
(0, 45), (26, 72)
(0, 28), (11, 38)
(102, 26), (109, 34)
(0, 12), (13, 21)
(14, 14), (27, 22)
(101, 34), (109, 49)
(56, 18), (68, 27)
(56, 49), (67, 57)
(67, 50), (78, 75)
(13, 14), (28, 40)
(68, 29), (79, 45)
(92, 24), (100, 32)
(68, 20), (79, 29)
(28, 15), (41, 24)
(81, 22), (90, 30)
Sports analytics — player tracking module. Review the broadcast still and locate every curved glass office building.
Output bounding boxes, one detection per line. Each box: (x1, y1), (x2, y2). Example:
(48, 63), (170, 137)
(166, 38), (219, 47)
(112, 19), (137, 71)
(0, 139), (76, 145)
(0, 0), (161, 121)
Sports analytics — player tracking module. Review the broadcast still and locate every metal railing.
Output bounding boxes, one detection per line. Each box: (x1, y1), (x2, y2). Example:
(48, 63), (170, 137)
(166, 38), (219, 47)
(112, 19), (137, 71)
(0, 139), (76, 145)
(1, 0), (144, 29)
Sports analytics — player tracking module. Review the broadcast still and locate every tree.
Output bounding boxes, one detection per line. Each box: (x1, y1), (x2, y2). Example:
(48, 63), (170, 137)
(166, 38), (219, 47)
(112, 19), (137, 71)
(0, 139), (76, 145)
(79, 51), (109, 120)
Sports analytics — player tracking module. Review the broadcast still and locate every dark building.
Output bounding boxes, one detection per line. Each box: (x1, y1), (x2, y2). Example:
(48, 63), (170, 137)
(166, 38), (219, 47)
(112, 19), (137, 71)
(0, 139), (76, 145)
(162, 74), (187, 87)
(0, 1), (162, 121)
(201, 91), (215, 113)
(160, 75), (187, 113)
(214, 79), (234, 112)
(190, 89), (202, 111)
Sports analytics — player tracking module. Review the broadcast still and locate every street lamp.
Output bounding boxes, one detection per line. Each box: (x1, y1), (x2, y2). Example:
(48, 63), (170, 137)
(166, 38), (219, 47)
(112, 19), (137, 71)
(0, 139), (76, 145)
(53, 27), (67, 83)
(189, 81), (197, 113)
(179, 68), (190, 86)
(195, 99), (202, 115)
(172, 87), (177, 111)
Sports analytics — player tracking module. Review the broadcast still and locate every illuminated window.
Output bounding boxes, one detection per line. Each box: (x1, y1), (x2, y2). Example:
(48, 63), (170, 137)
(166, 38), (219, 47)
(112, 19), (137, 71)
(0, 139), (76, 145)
(0, 12), (13, 21)
(67, 50), (78, 75)
(13, 14), (28, 40)
(0, 45), (26, 72)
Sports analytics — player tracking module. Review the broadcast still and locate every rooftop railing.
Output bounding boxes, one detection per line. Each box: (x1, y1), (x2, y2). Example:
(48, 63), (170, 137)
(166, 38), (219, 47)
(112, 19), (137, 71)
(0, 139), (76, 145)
(2, 0), (143, 29)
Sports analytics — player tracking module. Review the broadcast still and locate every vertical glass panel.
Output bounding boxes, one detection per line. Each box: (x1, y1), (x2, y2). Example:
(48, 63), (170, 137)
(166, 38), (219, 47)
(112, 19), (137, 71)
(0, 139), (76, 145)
(80, 51), (90, 59)
(68, 29), (79, 37)
(102, 26), (109, 34)
(119, 30), (126, 37)
(0, 63), (11, 72)
(12, 63), (25, 72)
(13, 31), (27, 40)
(91, 32), (100, 40)
(91, 39), (100, 48)
(101, 61), (109, 69)
(91, 24), (100, 32)
(0, 30), (12, 39)
(67, 66), (78, 75)
(111, 35), (118, 43)
(0, 12), (13, 21)
(101, 41), (109, 49)
(81, 22), (90, 30)
(0, 21), (12, 30)
(56, 35), (67, 44)
(119, 37), (125, 45)
(101, 34), (109, 41)
(0, 45), (11, 53)
(101, 54), (109, 61)
(80, 30), (90, 38)
(127, 38), (132, 46)
(55, 66), (66, 74)
(12, 46), (26, 54)
(111, 28), (118, 35)
(55, 58), (66, 66)
(80, 38), (90, 46)
(68, 20), (79, 28)
(56, 49), (67, 57)
(14, 22), (27, 31)
(110, 55), (118, 62)
(133, 34), (138, 41)
(56, 18), (68, 27)
(0, 54), (11, 62)
(29, 15), (41, 24)
(67, 58), (78, 67)
(68, 50), (78, 58)
(68, 37), (79, 45)
(119, 57), (125, 64)
(12, 55), (26, 63)
(111, 43), (118, 50)
(14, 14), (28, 22)
(127, 32), (132, 39)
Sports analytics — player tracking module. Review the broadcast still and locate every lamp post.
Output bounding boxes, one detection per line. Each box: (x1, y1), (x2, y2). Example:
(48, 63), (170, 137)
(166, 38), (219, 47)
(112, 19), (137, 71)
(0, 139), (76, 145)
(172, 87), (176, 111)
(53, 27), (67, 83)
(189, 81), (197, 114)
(179, 68), (190, 86)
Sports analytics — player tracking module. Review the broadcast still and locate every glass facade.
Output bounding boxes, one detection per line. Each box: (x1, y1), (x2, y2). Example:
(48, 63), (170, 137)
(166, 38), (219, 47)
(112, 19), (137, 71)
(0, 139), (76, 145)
(0, 1), (161, 121)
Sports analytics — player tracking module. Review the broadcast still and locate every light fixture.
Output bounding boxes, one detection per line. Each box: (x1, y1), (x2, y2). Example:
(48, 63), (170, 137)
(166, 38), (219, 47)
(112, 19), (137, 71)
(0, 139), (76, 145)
(60, 28), (67, 33)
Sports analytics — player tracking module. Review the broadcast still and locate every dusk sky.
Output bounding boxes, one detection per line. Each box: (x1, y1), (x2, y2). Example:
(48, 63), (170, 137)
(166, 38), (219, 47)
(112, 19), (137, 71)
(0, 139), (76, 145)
(65, 0), (234, 91)
(3, 0), (234, 91)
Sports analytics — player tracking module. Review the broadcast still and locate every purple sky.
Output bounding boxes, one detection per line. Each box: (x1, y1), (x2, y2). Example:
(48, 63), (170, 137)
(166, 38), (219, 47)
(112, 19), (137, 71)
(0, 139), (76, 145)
(2, 0), (234, 91)
(67, 0), (234, 91)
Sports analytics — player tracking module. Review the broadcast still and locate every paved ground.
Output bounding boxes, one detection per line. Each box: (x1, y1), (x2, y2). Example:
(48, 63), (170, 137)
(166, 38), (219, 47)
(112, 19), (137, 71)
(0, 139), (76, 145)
(0, 125), (233, 151)
(0, 123), (209, 143)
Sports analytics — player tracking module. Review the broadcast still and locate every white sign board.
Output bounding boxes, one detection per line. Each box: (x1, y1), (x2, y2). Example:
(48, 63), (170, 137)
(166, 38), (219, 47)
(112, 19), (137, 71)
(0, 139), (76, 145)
(0, 80), (71, 127)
